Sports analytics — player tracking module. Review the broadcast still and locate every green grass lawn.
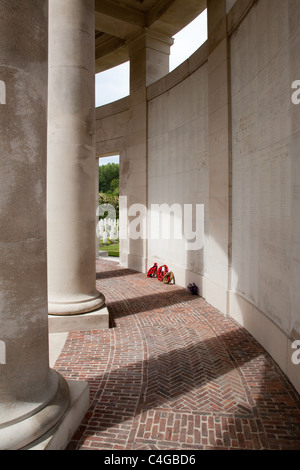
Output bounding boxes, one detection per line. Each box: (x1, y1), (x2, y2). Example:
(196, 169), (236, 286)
(99, 241), (119, 257)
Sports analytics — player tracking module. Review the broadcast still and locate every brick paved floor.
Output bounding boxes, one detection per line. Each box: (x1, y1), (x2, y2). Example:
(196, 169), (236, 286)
(54, 259), (300, 450)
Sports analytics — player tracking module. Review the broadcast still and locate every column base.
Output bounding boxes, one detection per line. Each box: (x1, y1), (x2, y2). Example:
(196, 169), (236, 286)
(48, 304), (110, 333)
(22, 380), (90, 450)
(0, 371), (70, 450)
(48, 292), (105, 316)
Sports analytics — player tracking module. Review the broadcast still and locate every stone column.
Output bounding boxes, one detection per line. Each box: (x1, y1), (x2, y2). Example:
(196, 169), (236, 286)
(47, 0), (105, 315)
(121, 29), (173, 272)
(0, 0), (69, 450)
(205, 0), (232, 314)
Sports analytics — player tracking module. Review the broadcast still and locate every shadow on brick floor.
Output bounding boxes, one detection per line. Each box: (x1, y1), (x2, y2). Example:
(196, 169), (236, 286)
(57, 318), (300, 449)
(56, 259), (300, 450)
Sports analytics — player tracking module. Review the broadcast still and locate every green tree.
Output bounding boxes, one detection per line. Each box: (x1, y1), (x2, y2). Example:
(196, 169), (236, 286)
(99, 163), (119, 193)
(109, 178), (119, 196)
(98, 163), (119, 221)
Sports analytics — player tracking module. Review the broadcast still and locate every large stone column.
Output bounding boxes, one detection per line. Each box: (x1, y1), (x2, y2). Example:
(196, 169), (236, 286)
(0, 0), (69, 450)
(47, 0), (105, 315)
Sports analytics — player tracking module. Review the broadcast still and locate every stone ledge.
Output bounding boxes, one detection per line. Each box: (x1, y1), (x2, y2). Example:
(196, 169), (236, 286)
(98, 250), (109, 257)
(48, 305), (110, 333)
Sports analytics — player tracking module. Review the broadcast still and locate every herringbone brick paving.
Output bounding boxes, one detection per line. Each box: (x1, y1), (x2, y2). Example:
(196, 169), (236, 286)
(54, 259), (300, 450)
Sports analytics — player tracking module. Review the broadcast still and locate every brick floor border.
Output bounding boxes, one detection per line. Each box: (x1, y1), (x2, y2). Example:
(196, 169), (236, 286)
(53, 260), (300, 450)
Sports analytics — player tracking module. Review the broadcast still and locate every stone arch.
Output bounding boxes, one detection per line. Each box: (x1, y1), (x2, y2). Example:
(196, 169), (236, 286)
(97, 153), (120, 257)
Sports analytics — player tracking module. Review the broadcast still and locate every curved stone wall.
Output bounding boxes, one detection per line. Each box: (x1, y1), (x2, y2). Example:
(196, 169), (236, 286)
(146, 53), (209, 288)
(95, 0), (300, 393)
(229, 0), (300, 392)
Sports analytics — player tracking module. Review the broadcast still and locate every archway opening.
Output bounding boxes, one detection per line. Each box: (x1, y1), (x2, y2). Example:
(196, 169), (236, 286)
(97, 155), (120, 260)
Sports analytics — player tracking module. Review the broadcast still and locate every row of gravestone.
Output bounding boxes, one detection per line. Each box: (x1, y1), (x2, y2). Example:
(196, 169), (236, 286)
(97, 219), (119, 241)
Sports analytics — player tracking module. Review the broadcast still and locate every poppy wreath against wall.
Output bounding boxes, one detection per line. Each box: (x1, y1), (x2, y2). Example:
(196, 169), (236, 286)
(157, 265), (169, 281)
(147, 263), (175, 285)
(163, 271), (175, 284)
(147, 263), (158, 278)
